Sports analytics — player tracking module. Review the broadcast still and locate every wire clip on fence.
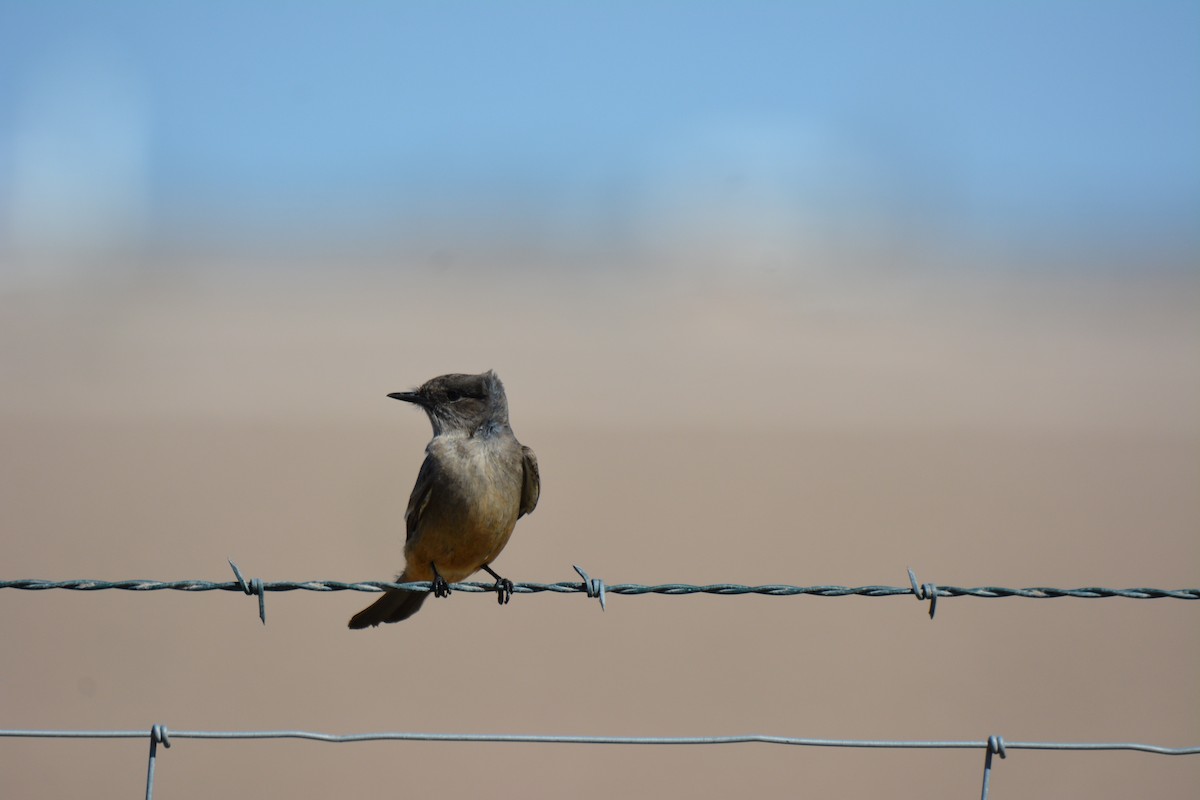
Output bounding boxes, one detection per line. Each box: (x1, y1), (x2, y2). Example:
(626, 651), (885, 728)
(980, 735), (1007, 800)
(2, 726), (1197, 800)
(2, 564), (1197, 624)
(144, 725), (170, 800)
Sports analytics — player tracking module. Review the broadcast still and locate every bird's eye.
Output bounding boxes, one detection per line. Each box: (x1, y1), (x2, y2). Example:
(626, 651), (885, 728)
(445, 389), (462, 402)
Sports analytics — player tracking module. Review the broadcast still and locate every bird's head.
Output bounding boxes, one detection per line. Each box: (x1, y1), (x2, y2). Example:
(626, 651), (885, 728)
(389, 370), (509, 436)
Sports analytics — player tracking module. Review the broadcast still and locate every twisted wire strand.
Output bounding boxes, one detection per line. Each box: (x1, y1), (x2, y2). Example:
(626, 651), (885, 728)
(1, 578), (1197, 599)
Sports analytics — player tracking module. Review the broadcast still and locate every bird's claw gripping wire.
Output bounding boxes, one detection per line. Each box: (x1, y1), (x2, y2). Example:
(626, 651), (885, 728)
(430, 563), (451, 598)
(481, 565), (513, 605)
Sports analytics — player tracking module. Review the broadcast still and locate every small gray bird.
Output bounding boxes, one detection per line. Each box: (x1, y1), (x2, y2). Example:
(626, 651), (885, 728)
(348, 371), (540, 628)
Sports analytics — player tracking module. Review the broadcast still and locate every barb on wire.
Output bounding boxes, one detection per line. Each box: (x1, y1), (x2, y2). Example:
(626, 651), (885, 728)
(228, 561), (265, 624)
(908, 567), (939, 619)
(574, 564), (606, 610)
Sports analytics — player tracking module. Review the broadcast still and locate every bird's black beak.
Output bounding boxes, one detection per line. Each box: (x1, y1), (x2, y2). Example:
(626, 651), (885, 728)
(388, 391), (426, 406)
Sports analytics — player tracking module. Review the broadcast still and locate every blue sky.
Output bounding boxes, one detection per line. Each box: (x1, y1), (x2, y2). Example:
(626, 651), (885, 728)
(1, 1), (1198, 260)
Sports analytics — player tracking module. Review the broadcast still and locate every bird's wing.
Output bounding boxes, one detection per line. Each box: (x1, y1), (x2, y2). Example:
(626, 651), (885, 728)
(405, 452), (439, 544)
(519, 445), (540, 517)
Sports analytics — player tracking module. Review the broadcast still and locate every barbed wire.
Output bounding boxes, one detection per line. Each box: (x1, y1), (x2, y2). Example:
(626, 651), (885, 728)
(3, 727), (1196, 800)
(1, 562), (1196, 622)
(6, 580), (1196, 599)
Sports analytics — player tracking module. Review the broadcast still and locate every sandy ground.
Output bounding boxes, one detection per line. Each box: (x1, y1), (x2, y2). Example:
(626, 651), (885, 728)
(1, 264), (1197, 798)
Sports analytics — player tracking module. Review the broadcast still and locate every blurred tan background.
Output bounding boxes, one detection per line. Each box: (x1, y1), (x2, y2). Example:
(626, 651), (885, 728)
(2, 262), (1197, 798)
(2, 3), (1199, 798)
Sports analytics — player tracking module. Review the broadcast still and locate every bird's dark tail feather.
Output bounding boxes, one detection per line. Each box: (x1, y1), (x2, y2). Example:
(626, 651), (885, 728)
(347, 587), (429, 629)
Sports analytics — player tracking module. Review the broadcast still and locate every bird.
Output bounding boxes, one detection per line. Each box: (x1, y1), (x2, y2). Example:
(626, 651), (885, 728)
(348, 370), (540, 628)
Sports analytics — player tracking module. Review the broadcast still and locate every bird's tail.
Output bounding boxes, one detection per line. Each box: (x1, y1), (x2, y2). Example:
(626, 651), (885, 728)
(347, 574), (429, 629)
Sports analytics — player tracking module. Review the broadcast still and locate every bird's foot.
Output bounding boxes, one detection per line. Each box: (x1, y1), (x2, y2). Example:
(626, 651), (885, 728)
(493, 577), (514, 605)
(430, 563), (452, 598)
(482, 564), (513, 605)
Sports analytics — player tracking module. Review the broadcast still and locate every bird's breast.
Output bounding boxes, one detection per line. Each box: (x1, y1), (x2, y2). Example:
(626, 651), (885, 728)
(407, 434), (524, 579)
